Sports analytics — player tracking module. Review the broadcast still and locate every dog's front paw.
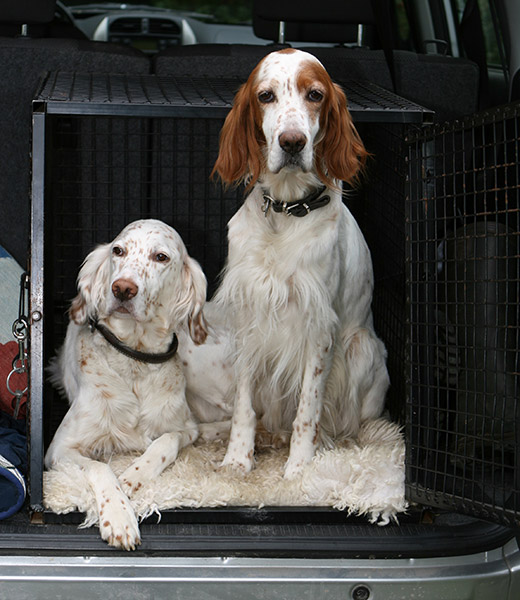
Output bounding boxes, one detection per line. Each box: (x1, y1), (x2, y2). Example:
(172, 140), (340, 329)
(119, 463), (149, 498)
(283, 458), (305, 480)
(283, 450), (314, 480)
(220, 449), (254, 475)
(98, 491), (141, 550)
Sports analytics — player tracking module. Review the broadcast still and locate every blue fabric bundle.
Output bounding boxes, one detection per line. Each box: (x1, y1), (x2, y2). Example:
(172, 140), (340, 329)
(0, 244), (27, 518)
(0, 411), (27, 519)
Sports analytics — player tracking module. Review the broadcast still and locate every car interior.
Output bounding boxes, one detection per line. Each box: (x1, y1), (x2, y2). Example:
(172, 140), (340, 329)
(0, 0), (518, 567)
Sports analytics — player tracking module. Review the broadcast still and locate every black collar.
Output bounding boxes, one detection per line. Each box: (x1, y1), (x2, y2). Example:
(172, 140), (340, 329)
(88, 317), (178, 364)
(261, 185), (330, 217)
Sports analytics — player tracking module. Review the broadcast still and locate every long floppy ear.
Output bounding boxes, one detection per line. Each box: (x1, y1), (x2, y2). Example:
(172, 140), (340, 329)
(171, 255), (208, 345)
(315, 83), (368, 187)
(69, 243), (112, 325)
(211, 79), (265, 188)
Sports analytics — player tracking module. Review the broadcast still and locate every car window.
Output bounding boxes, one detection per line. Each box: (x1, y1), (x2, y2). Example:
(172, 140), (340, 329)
(63, 0), (253, 25)
(454, 0), (505, 67)
(394, 0), (415, 51)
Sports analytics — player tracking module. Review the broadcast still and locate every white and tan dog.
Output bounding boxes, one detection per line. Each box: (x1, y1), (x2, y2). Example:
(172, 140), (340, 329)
(45, 219), (207, 550)
(193, 48), (390, 478)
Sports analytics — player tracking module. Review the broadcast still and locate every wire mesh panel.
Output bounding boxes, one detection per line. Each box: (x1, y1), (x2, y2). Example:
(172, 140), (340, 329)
(349, 123), (409, 421)
(40, 113), (242, 448)
(46, 116), (234, 316)
(406, 104), (520, 526)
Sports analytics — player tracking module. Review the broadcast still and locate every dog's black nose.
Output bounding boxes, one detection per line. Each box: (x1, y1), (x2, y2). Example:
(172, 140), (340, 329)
(112, 278), (138, 301)
(279, 130), (306, 155)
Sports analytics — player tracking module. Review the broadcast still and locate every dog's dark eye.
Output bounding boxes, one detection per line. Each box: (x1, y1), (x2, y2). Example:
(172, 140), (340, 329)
(112, 246), (124, 257)
(155, 253), (170, 263)
(308, 90), (324, 103)
(258, 90), (275, 104)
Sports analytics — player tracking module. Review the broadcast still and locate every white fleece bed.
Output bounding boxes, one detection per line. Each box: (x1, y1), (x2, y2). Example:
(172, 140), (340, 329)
(43, 417), (407, 528)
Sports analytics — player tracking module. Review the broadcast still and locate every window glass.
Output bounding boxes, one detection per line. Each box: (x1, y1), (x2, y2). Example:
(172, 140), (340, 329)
(454, 0), (503, 66)
(394, 0), (414, 50)
(63, 0), (253, 25)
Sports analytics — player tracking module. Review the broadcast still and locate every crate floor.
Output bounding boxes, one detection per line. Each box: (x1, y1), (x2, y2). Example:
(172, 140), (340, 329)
(43, 418), (405, 526)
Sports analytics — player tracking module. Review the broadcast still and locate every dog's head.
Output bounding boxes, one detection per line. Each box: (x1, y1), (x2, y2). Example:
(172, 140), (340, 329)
(69, 219), (208, 344)
(212, 49), (367, 189)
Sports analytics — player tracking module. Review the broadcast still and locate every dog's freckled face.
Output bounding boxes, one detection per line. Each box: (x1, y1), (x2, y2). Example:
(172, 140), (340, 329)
(255, 53), (325, 174)
(213, 48), (366, 192)
(104, 227), (181, 321)
(69, 221), (207, 345)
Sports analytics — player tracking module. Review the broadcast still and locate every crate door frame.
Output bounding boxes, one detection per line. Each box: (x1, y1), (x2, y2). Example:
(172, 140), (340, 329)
(405, 103), (520, 529)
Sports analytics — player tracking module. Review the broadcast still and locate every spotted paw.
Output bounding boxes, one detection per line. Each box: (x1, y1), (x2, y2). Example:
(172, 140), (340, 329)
(119, 463), (149, 498)
(98, 490), (141, 550)
(283, 454), (310, 480)
(220, 451), (254, 475)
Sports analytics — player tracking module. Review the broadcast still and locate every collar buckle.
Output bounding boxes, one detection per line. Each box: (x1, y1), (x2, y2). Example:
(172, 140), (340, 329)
(285, 202), (311, 216)
(261, 186), (329, 218)
(262, 194), (274, 217)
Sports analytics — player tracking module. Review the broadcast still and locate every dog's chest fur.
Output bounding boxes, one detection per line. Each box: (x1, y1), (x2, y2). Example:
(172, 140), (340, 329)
(223, 194), (341, 314)
(69, 326), (187, 458)
(215, 192), (346, 426)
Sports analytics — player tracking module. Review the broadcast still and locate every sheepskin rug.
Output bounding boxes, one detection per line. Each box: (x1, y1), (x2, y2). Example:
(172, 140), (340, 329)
(43, 418), (407, 527)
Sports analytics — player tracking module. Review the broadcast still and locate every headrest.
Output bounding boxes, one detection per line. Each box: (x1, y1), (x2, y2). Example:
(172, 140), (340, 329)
(0, 0), (56, 25)
(252, 0), (375, 44)
(253, 0), (375, 25)
(253, 17), (363, 45)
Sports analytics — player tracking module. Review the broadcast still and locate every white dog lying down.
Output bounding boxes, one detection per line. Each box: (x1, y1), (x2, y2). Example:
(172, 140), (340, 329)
(183, 48), (390, 479)
(45, 219), (209, 550)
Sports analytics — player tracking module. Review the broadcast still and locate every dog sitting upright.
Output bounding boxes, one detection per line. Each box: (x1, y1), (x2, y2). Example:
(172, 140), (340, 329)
(208, 49), (390, 478)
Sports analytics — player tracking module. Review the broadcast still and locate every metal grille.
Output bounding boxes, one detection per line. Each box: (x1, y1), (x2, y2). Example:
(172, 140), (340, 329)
(42, 114), (242, 443)
(349, 123), (408, 420)
(406, 104), (520, 526)
(47, 116), (236, 304)
(35, 71), (433, 123)
(34, 81), (520, 526)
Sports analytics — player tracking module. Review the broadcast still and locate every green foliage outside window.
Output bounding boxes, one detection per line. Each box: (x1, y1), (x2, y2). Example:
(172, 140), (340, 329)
(65, 0), (254, 24)
(156, 0), (252, 23)
(454, 0), (502, 66)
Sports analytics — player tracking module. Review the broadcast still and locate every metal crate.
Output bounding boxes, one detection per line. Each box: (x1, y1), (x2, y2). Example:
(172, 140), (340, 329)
(29, 72), (432, 513)
(406, 103), (520, 527)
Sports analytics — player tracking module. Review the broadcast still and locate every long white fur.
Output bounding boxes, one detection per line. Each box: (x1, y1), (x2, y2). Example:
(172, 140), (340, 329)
(200, 49), (390, 478)
(45, 219), (207, 550)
